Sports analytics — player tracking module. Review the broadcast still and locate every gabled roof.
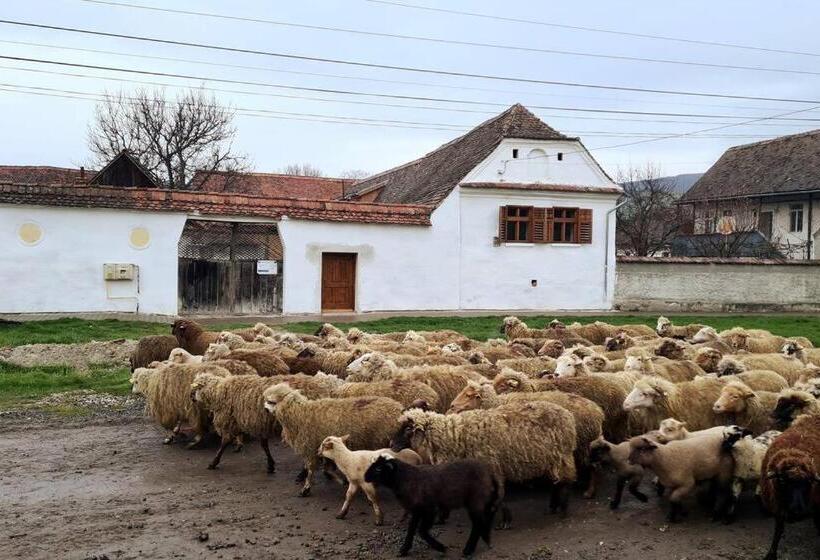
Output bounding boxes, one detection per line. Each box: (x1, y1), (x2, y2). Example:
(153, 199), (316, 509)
(0, 182), (432, 225)
(190, 170), (355, 200)
(343, 104), (572, 206)
(88, 150), (161, 188)
(0, 165), (91, 184)
(681, 129), (820, 202)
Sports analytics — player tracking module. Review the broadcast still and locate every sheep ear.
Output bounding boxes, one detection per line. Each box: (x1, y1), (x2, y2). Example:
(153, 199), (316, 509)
(641, 437), (658, 449)
(340, 434), (351, 443)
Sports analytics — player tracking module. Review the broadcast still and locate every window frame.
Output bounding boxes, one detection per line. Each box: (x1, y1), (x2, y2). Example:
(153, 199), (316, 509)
(789, 204), (804, 233)
(504, 205), (533, 243)
(551, 207), (580, 243)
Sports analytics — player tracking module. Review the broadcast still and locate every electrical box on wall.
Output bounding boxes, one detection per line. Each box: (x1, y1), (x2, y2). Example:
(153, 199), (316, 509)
(103, 263), (137, 281)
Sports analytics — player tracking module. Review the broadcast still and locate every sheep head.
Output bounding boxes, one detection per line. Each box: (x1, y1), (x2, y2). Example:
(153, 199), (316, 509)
(318, 434), (351, 459)
(726, 332), (750, 352)
(346, 327), (367, 344)
(538, 339), (564, 358)
(467, 351), (490, 365)
(364, 455), (400, 488)
(764, 448), (820, 521)
(296, 343), (319, 359)
(567, 344), (594, 359)
(655, 338), (685, 360)
(190, 373), (222, 405)
(252, 323), (275, 338)
(402, 330), (426, 344)
(583, 354), (608, 372)
(554, 354), (586, 378)
(392, 409), (435, 462)
(771, 390), (817, 430)
(448, 380), (490, 414)
(204, 342), (230, 362)
(691, 326), (718, 344)
(695, 347), (723, 373)
(627, 436), (660, 466)
(624, 378), (672, 411)
(588, 436), (613, 465)
(168, 347), (193, 364)
(657, 418), (688, 443)
(501, 316), (523, 335)
(493, 369), (530, 394)
(713, 381), (756, 415)
(129, 368), (154, 395)
(314, 323), (344, 339)
(346, 352), (396, 380)
(781, 340), (803, 359)
(548, 319), (566, 330)
(655, 316), (672, 336)
(262, 382), (301, 414)
(717, 357), (747, 376)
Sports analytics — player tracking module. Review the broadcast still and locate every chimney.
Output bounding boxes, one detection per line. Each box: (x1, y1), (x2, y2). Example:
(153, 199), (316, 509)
(80, 166), (85, 180)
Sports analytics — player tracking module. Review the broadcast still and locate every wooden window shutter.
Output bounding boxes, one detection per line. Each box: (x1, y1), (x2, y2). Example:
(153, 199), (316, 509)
(498, 206), (508, 242)
(578, 208), (593, 244)
(532, 207), (546, 242)
(545, 208), (555, 242)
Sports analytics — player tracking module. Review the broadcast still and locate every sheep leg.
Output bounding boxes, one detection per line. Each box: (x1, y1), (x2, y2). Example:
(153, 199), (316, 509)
(583, 466), (599, 499)
(185, 433), (204, 450)
(722, 479), (742, 525)
(299, 460), (316, 497)
(434, 508), (450, 525)
(417, 510), (446, 553)
(260, 438), (275, 474)
(463, 511), (485, 557)
(163, 431), (176, 445)
(207, 437), (232, 470)
(336, 482), (358, 520)
(295, 468), (308, 483)
(627, 479), (649, 503)
(399, 512), (421, 556)
(549, 482), (570, 516)
(361, 483), (383, 526)
(764, 516), (785, 560)
(233, 434), (244, 452)
(610, 477), (627, 510)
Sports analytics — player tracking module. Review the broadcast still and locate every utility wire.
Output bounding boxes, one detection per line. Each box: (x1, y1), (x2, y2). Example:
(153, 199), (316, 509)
(5, 55), (820, 123)
(2, 38), (796, 113)
(363, 0), (820, 59)
(2, 19), (820, 105)
(77, 0), (820, 77)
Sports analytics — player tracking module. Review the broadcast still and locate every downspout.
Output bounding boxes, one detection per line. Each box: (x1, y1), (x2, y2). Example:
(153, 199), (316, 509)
(603, 199), (628, 306)
(807, 193), (813, 260)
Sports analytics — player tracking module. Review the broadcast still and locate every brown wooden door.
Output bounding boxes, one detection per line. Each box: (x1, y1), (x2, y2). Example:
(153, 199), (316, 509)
(321, 253), (356, 311)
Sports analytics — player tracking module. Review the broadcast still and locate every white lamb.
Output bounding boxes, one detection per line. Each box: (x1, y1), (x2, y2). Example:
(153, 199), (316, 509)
(318, 435), (422, 525)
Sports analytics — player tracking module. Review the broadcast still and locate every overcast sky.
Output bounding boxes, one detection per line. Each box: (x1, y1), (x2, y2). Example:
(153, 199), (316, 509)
(2, 0), (820, 179)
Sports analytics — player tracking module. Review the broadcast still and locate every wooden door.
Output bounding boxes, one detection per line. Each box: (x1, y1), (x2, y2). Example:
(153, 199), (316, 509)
(759, 211), (773, 239)
(321, 253), (356, 311)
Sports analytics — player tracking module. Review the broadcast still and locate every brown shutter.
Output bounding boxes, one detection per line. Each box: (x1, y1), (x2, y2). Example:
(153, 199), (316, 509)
(578, 208), (593, 244)
(498, 206), (508, 242)
(532, 207), (546, 243)
(545, 208), (555, 242)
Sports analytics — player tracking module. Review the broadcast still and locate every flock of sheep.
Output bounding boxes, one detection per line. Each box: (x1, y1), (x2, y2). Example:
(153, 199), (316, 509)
(127, 316), (820, 559)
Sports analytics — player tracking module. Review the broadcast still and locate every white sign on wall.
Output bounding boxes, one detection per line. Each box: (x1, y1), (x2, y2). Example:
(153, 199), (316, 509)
(256, 260), (278, 275)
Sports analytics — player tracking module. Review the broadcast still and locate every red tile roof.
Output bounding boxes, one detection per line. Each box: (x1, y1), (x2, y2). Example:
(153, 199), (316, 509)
(190, 171), (356, 200)
(0, 165), (91, 185)
(460, 182), (622, 194)
(0, 182), (432, 226)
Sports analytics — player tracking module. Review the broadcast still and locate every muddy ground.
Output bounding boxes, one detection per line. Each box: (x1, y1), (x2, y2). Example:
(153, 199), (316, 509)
(1, 415), (817, 560)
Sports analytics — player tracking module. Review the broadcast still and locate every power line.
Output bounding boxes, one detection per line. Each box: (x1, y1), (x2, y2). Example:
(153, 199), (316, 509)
(6, 55), (820, 124)
(0, 84), (796, 140)
(77, 0), (820, 78)
(3, 19), (820, 105)
(2, 38), (797, 113)
(363, 0), (820, 59)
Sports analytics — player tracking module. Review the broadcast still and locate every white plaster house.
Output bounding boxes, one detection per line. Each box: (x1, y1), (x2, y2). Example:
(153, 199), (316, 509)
(0, 105), (621, 317)
(680, 130), (820, 259)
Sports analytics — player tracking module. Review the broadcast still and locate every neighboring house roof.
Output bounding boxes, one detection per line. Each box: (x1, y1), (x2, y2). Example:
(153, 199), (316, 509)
(190, 171), (355, 200)
(88, 150), (161, 188)
(343, 104), (573, 206)
(0, 182), (432, 225)
(681, 129), (820, 202)
(0, 165), (91, 184)
(461, 182), (622, 195)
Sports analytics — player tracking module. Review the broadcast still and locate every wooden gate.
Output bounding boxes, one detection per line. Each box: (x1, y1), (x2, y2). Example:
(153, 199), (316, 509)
(178, 220), (283, 315)
(321, 253), (356, 311)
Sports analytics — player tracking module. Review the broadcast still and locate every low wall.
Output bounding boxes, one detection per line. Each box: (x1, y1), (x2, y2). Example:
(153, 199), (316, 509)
(615, 257), (820, 312)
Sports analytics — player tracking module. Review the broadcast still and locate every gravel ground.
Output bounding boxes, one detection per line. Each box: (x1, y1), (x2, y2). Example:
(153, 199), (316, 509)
(0, 340), (136, 370)
(0, 414), (817, 560)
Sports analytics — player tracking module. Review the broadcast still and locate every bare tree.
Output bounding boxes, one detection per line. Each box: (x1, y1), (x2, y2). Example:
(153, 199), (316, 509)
(87, 88), (247, 189)
(339, 169), (370, 180)
(616, 163), (686, 256)
(687, 199), (782, 258)
(278, 163), (324, 177)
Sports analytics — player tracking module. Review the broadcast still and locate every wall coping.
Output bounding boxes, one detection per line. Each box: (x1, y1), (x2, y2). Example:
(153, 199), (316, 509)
(617, 256), (820, 266)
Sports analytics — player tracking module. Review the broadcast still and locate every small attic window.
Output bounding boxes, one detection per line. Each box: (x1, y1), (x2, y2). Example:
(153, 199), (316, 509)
(557, 152), (564, 161)
(512, 149), (519, 159)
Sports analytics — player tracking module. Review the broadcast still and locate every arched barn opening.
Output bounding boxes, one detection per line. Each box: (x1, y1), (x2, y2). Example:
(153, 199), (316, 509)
(177, 220), (283, 315)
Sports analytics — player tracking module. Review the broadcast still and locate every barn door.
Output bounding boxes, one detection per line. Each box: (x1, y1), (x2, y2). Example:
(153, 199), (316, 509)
(321, 253), (356, 311)
(178, 220), (283, 315)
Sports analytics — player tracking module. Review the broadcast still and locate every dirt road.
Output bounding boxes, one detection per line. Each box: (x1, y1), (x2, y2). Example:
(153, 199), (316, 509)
(1, 418), (816, 560)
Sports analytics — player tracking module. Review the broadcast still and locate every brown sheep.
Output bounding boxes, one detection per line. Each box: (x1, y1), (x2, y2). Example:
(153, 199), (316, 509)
(759, 414), (820, 559)
(204, 343), (290, 376)
(712, 381), (779, 436)
(129, 335), (178, 371)
(172, 319), (219, 355)
(333, 378), (441, 412)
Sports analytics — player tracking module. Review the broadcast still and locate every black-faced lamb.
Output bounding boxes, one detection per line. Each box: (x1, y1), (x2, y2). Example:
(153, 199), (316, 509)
(364, 455), (499, 557)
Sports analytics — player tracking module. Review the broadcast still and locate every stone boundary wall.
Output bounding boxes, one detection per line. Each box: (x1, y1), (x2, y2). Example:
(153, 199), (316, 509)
(615, 256), (820, 312)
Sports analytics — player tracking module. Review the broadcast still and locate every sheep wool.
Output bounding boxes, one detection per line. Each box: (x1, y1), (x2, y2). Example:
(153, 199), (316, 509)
(333, 378), (441, 412)
(130, 335), (179, 372)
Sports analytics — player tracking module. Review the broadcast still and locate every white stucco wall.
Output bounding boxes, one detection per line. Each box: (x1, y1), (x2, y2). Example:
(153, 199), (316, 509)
(761, 199), (820, 258)
(462, 139), (613, 187)
(0, 205), (187, 315)
(277, 193), (461, 315)
(458, 187), (619, 310)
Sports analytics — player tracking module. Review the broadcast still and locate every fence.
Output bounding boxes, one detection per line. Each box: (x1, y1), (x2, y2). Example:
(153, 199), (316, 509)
(615, 256), (820, 312)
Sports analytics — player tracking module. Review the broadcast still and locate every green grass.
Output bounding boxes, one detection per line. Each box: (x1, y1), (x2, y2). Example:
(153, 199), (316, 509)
(2, 314), (820, 348)
(0, 361), (132, 408)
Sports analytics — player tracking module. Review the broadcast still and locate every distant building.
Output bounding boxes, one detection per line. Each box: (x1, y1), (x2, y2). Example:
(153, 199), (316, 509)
(679, 130), (820, 259)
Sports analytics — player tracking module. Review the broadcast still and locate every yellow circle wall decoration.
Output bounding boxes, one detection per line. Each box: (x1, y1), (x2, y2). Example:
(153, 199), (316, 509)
(18, 222), (43, 246)
(129, 227), (151, 249)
